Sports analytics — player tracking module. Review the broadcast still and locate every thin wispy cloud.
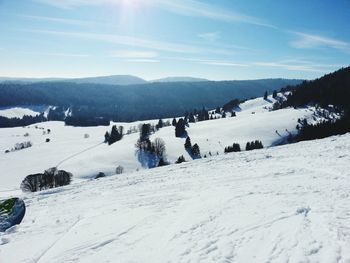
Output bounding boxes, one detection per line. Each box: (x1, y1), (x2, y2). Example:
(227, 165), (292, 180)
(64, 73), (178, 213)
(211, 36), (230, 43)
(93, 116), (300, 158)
(252, 60), (345, 72)
(198, 32), (220, 42)
(164, 56), (247, 67)
(124, 59), (159, 63)
(21, 51), (90, 57)
(290, 32), (350, 54)
(19, 14), (92, 26)
(27, 29), (200, 53)
(110, 50), (158, 59)
(25, 29), (239, 55)
(34, 0), (276, 28)
(154, 0), (276, 28)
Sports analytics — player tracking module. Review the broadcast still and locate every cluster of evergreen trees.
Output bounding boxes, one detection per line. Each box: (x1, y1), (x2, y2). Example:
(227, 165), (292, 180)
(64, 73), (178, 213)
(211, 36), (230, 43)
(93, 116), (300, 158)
(224, 143), (241, 153)
(281, 66), (350, 141)
(184, 136), (201, 158)
(246, 141), (264, 151)
(105, 125), (124, 145)
(295, 116), (350, 141)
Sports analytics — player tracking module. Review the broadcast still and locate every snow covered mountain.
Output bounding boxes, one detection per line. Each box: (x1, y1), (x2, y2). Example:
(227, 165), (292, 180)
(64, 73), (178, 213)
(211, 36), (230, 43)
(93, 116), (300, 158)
(0, 94), (315, 193)
(1, 131), (349, 262)
(1, 93), (349, 262)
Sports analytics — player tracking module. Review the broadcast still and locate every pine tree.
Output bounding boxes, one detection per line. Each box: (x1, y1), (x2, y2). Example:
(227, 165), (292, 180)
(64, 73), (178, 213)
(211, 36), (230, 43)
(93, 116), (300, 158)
(273, 90), (278, 98)
(156, 119), (164, 129)
(175, 118), (186, 137)
(175, 155), (186, 164)
(264, 91), (268, 100)
(172, 118), (177, 126)
(184, 136), (192, 149)
(191, 143), (201, 158)
(189, 113), (195, 123)
(246, 142), (251, 151)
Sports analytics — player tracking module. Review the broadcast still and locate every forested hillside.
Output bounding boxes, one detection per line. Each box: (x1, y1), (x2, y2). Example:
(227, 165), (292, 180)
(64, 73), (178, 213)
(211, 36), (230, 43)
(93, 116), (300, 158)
(281, 66), (350, 140)
(0, 79), (301, 122)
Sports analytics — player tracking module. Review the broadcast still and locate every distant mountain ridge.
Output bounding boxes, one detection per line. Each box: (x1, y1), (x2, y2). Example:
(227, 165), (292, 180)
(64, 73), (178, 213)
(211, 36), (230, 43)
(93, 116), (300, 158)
(0, 75), (147, 86)
(0, 78), (303, 122)
(0, 75), (300, 86)
(152, 77), (209, 83)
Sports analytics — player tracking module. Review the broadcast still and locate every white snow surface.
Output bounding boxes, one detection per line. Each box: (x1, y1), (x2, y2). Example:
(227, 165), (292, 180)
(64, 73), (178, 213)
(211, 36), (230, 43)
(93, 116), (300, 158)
(0, 96), (315, 192)
(0, 107), (40, 118)
(0, 96), (317, 193)
(0, 134), (350, 262)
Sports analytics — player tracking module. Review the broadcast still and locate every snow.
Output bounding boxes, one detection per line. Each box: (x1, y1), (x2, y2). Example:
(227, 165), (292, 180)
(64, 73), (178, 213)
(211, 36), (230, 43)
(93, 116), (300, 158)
(0, 134), (350, 262)
(0, 96), (315, 193)
(0, 95), (350, 262)
(0, 107), (40, 119)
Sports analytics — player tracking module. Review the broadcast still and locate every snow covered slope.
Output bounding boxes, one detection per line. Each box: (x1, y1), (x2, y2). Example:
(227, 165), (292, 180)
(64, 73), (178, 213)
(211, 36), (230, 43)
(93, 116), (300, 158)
(0, 96), (315, 192)
(1, 134), (350, 262)
(0, 107), (39, 118)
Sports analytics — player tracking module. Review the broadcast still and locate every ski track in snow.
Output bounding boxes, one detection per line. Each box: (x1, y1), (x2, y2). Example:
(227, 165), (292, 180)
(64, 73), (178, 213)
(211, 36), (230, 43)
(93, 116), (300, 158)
(0, 133), (350, 262)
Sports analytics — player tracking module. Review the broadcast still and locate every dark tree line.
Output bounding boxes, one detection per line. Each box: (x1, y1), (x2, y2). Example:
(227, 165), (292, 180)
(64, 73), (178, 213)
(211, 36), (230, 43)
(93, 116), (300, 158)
(295, 116), (350, 141)
(65, 116), (110, 127)
(224, 143), (241, 153)
(0, 114), (46, 128)
(246, 140), (264, 151)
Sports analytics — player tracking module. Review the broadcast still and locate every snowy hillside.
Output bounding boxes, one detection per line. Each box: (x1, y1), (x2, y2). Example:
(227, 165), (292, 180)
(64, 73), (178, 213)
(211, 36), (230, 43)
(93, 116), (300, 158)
(1, 133), (350, 262)
(0, 107), (40, 119)
(0, 96), (316, 193)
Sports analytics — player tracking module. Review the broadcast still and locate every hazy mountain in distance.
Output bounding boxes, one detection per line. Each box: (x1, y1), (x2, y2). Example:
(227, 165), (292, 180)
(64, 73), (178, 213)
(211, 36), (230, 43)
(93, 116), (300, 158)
(0, 75), (147, 86)
(70, 75), (147, 86)
(0, 77), (63, 84)
(152, 76), (209, 83)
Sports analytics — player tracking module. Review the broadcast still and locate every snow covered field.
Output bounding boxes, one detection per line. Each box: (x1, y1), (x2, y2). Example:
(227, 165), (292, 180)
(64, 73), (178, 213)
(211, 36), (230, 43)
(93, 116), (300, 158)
(0, 96), (315, 193)
(1, 134), (350, 262)
(0, 107), (40, 119)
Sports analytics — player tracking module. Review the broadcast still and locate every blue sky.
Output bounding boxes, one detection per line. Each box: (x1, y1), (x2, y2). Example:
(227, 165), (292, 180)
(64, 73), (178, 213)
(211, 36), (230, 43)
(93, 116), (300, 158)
(0, 0), (349, 80)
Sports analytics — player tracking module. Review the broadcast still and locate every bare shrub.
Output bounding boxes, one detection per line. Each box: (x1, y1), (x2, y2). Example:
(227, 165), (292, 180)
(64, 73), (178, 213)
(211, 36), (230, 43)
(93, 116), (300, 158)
(20, 168), (72, 192)
(116, 165), (124, 174)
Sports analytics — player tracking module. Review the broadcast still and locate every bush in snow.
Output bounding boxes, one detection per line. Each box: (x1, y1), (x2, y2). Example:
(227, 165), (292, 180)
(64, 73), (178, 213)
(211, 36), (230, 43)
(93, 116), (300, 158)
(84, 133), (90, 139)
(6, 141), (33, 153)
(20, 168), (72, 192)
(116, 165), (124, 174)
(175, 155), (186, 164)
(191, 143), (201, 158)
(95, 172), (106, 179)
(135, 137), (167, 168)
